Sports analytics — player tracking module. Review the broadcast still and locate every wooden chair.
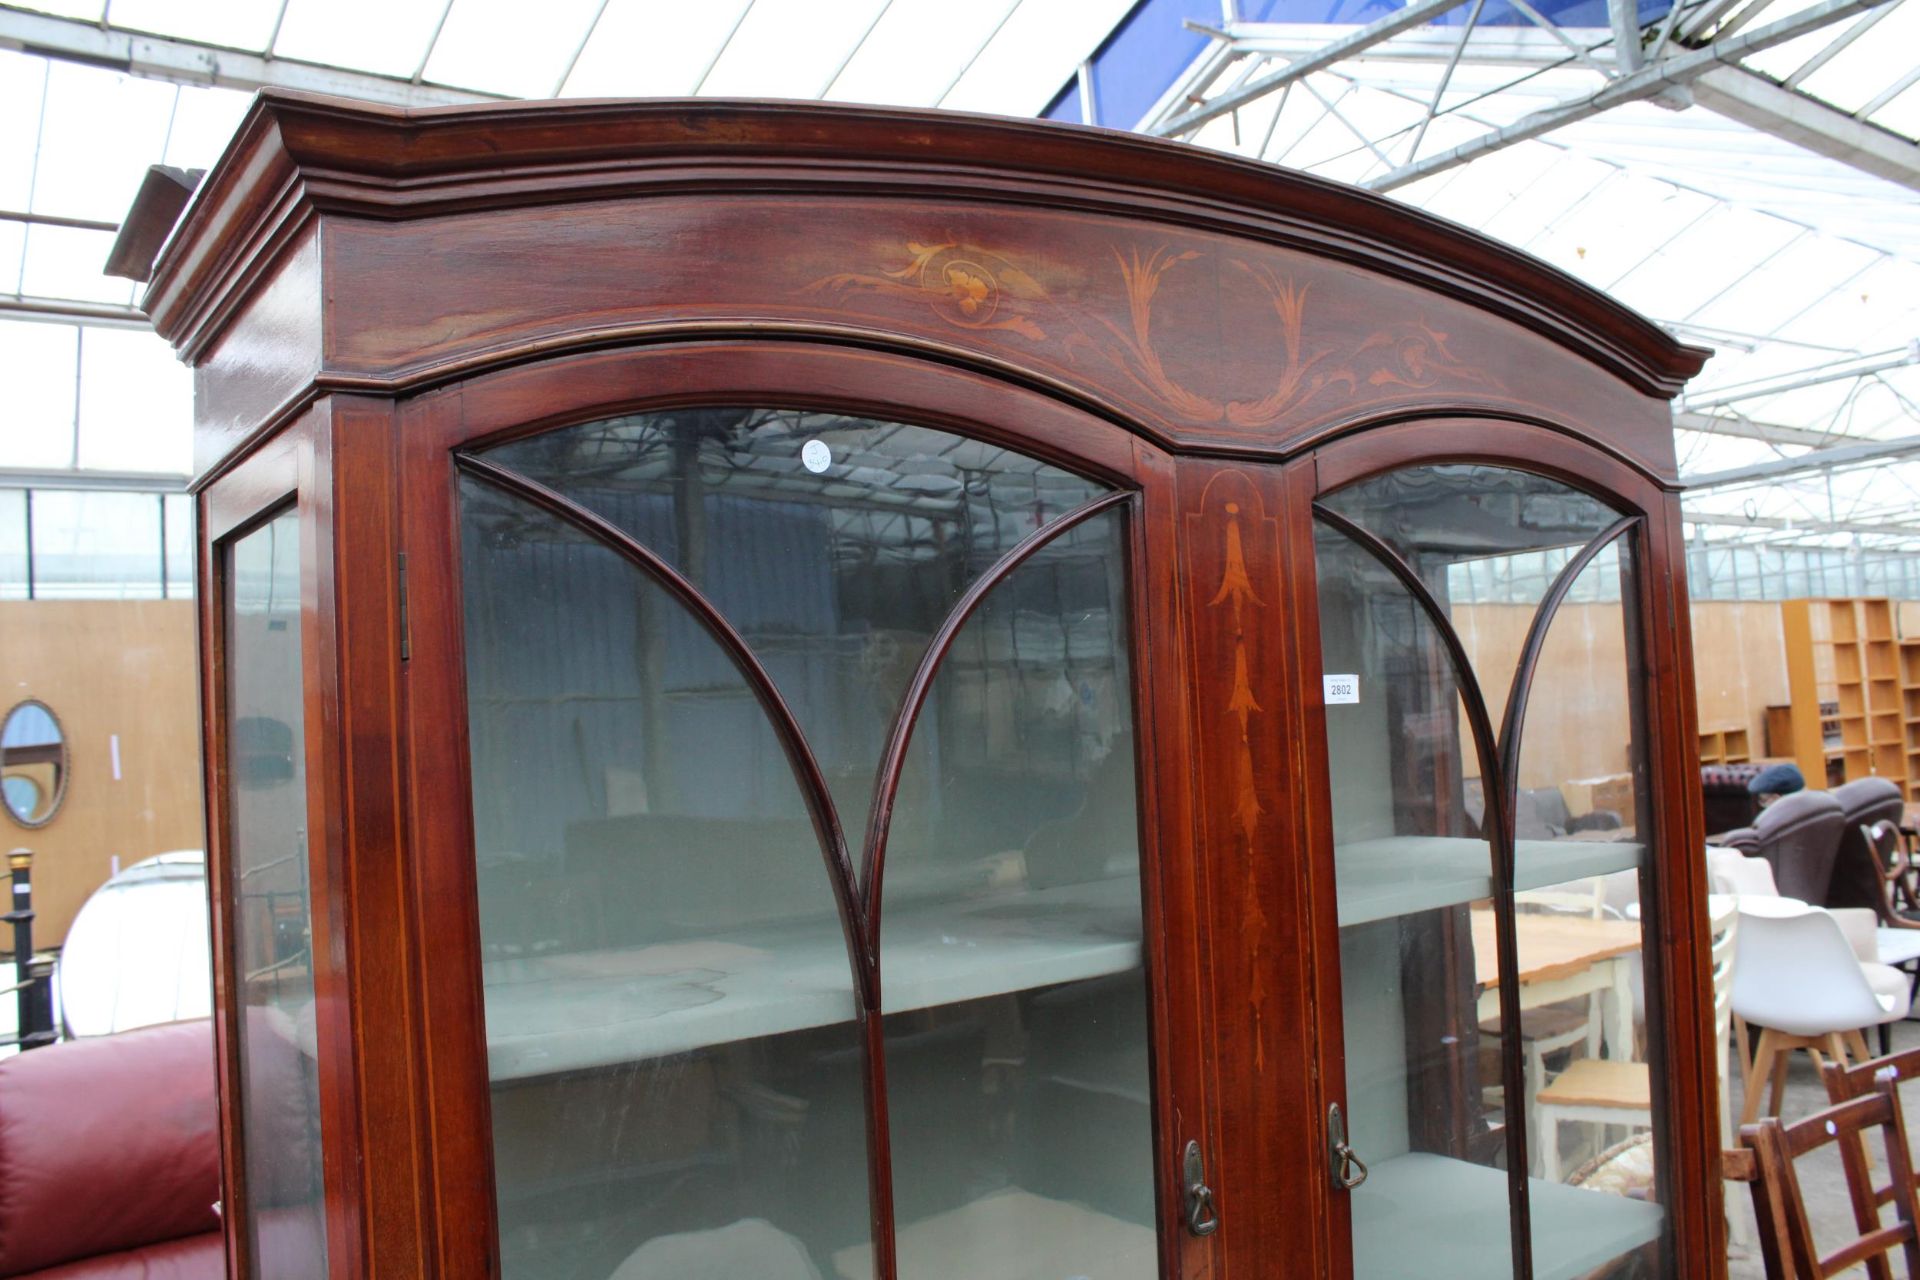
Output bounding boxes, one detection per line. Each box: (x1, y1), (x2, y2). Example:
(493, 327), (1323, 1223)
(1863, 820), (1920, 926)
(1822, 1044), (1920, 1280)
(1724, 1071), (1920, 1280)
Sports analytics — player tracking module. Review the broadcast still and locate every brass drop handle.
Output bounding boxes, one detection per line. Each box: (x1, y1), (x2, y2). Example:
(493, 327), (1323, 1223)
(1328, 1103), (1370, 1191)
(1182, 1139), (1220, 1237)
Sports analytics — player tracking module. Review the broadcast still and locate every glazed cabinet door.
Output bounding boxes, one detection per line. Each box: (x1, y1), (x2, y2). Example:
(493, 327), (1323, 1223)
(199, 418), (349, 1280)
(402, 347), (1190, 1280)
(1291, 435), (1697, 1280)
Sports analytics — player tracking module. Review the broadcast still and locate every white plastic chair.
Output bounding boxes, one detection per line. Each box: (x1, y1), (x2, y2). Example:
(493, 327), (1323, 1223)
(1709, 846), (1912, 1022)
(1732, 895), (1912, 1125)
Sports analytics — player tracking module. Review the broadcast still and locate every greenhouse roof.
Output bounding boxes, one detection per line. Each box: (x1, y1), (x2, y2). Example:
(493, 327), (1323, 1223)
(1, 0), (1916, 564)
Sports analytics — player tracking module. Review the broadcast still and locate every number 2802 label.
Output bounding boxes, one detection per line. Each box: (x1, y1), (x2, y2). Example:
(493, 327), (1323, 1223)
(1323, 674), (1359, 705)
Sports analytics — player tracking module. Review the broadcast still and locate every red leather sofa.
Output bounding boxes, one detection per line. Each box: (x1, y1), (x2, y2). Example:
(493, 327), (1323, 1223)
(0, 1020), (224, 1279)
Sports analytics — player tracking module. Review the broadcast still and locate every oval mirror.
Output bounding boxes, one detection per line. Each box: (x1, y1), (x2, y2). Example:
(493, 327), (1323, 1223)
(2, 699), (69, 827)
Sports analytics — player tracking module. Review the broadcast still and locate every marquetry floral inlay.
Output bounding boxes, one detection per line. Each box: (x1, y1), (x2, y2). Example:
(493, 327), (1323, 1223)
(805, 239), (1501, 429)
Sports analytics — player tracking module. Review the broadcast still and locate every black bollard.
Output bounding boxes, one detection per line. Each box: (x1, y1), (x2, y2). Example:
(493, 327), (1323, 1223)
(5, 850), (54, 1050)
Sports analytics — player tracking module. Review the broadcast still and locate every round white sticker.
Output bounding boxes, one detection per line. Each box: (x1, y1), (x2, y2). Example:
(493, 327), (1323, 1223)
(801, 439), (832, 473)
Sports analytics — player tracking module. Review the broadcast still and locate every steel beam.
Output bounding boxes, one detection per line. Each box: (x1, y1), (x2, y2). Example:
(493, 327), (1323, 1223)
(1681, 433), (1920, 488)
(0, 209), (117, 233)
(1691, 67), (1920, 192)
(0, 467), (187, 493)
(1681, 509), (1920, 537)
(1148, 0), (1480, 136)
(1361, 0), (1896, 191)
(1217, 21), (1618, 64)
(1677, 343), (1920, 413)
(0, 4), (504, 106)
(1674, 411), (1839, 447)
(0, 296), (151, 330)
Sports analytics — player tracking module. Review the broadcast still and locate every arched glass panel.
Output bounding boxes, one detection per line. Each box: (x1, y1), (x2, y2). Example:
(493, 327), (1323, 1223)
(1320, 464), (1622, 727)
(1313, 519), (1513, 1280)
(484, 409), (1109, 885)
(867, 506), (1154, 1279)
(1316, 460), (1666, 1280)
(458, 477), (870, 1278)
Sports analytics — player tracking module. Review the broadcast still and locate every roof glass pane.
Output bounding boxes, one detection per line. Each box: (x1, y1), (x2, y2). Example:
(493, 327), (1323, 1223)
(1687, 234), (1883, 335)
(75, 327), (193, 474)
(0, 320), (77, 468)
(0, 221), (24, 292)
(163, 492), (193, 598)
(31, 61), (175, 223)
(1776, 256), (1920, 351)
(16, 224), (133, 305)
(273, 0), (451, 80)
(561, 0), (752, 97)
(1479, 150), (1617, 248)
(29, 489), (162, 599)
(0, 489), (23, 600)
(700, 0), (891, 100)
(826, 0), (1022, 107)
(941, 0), (1138, 115)
(1870, 82), (1920, 137)
(161, 83), (252, 171)
(1607, 203), (1803, 319)
(424, 0), (610, 97)
(106, 0), (281, 50)
(0, 53), (47, 211)
(11, 0), (105, 18)
(1791, 1), (1920, 117)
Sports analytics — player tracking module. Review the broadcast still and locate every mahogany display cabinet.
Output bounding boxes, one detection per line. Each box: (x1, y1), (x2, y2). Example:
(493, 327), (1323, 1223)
(149, 91), (1719, 1280)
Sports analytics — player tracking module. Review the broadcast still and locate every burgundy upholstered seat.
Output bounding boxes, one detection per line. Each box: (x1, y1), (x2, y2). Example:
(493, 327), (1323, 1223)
(0, 1020), (223, 1280)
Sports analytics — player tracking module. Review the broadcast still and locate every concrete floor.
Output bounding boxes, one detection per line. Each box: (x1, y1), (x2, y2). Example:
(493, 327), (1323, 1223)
(1724, 1017), (1920, 1278)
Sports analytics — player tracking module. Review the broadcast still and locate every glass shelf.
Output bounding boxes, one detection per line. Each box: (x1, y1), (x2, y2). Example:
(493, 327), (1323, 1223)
(1353, 1153), (1664, 1280)
(481, 874), (1143, 1081)
(1334, 837), (1646, 927)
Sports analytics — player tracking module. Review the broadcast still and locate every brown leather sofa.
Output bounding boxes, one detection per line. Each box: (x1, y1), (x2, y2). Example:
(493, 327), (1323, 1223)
(0, 1020), (223, 1280)
(1827, 776), (1910, 917)
(1709, 788), (1848, 904)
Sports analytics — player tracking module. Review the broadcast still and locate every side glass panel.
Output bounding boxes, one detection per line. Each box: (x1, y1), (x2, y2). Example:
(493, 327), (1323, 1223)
(485, 409), (1106, 882)
(459, 478), (870, 1278)
(1314, 524), (1512, 1280)
(225, 510), (328, 1277)
(1315, 464), (1666, 1280)
(873, 506), (1154, 1279)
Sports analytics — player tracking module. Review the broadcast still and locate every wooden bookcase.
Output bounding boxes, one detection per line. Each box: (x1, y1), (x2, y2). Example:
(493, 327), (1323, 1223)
(1697, 724), (1752, 765)
(1902, 637), (1920, 802)
(1781, 598), (1909, 793)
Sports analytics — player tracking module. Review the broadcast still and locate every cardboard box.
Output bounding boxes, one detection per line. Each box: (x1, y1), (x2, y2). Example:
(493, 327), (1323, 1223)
(1561, 772), (1635, 822)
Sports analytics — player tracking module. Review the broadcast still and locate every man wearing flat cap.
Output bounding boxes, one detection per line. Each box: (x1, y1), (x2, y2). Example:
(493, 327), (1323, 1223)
(1747, 762), (1806, 808)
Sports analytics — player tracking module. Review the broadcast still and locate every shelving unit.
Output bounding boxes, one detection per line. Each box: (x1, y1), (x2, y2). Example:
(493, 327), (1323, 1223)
(1696, 724), (1751, 765)
(1781, 598), (1909, 794)
(1902, 636), (1920, 803)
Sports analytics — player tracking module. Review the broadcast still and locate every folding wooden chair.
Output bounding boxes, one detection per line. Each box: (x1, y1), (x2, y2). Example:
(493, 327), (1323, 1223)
(1725, 1071), (1920, 1280)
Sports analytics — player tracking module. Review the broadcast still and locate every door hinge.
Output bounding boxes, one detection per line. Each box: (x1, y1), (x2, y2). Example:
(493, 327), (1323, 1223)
(397, 552), (410, 662)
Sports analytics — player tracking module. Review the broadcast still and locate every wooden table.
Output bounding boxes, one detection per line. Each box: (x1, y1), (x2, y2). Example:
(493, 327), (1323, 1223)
(1472, 910), (1642, 1062)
